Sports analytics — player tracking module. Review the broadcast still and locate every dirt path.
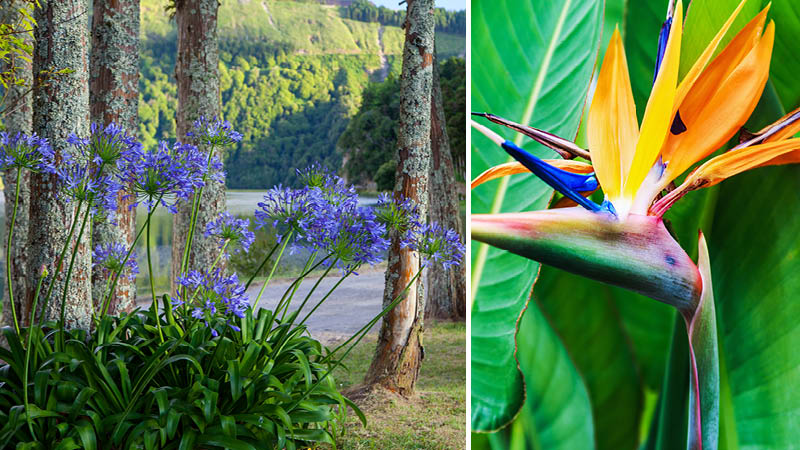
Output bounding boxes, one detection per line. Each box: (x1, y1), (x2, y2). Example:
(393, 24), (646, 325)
(248, 267), (386, 343)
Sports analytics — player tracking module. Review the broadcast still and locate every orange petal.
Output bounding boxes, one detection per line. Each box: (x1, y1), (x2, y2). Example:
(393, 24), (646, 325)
(552, 189), (598, 209)
(651, 137), (800, 216)
(470, 160), (594, 189)
(588, 27), (639, 200)
(674, 0), (752, 108)
(661, 20), (774, 183)
(681, 138), (800, 190)
(624, 0), (683, 199)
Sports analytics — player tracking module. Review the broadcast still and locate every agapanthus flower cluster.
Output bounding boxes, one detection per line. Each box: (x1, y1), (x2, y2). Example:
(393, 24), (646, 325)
(56, 162), (123, 218)
(374, 193), (423, 248)
(171, 268), (249, 336)
(412, 222), (465, 269)
(255, 185), (326, 244)
(204, 212), (255, 258)
(187, 116), (243, 147)
(92, 242), (139, 280)
(118, 140), (222, 213)
(67, 122), (140, 166)
(0, 132), (56, 173)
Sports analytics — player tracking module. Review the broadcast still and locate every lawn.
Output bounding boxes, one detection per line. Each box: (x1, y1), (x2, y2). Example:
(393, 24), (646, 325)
(324, 321), (466, 449)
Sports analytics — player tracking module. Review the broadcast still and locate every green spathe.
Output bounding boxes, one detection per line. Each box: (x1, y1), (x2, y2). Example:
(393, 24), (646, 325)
(471, 207), (702, 311)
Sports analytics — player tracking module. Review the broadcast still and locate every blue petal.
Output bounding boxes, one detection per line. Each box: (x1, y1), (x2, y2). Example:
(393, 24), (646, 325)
(653, 17), (673, 82)
(501, 140), (602, 212)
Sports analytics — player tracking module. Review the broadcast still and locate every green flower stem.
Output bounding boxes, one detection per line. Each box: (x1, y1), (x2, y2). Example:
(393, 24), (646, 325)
(37, 198), (84, 328)
(252, 230), (293, 307)
(291, 269), (423, 410)
(291, 257), (338, 322)
(146, 213), (165, 343)
(179, 143), (217, 278)
(271, 252), (331, 322)
(22, 268), (47, 439)
(5, 168), (23, 334)
(279, 251), (317, 322)
(243, 241), (281, 290)
(100, 193), (164, 317)
(57, 201), (93, 350)
(297, 267), (354, 327)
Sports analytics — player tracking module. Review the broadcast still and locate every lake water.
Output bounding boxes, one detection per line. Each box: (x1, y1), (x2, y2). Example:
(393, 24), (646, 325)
(0, 190), (378, 295)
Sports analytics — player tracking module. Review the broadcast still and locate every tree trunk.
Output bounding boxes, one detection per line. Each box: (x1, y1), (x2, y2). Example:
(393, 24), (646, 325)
(364, 0), (435, 396)
(425, 51), (465, 321)
(171, 0), (225, 286)
(29, 0), (92, 329)
(1, 1), (32, 330)
(90, 0), (139, 314)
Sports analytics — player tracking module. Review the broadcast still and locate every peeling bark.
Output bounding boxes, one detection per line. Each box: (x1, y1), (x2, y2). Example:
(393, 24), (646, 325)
(171, 0), (225, 285)
(90, 0), (139, 313)
(425, 52), (465, 321)
(1, 1), (32, 330)
(29, 0), (92, 329)
(364, 0), (435, 396)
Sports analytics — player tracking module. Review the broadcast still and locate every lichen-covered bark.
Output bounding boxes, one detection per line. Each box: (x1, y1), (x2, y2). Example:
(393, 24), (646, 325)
(1, 1), (32, 329)
(364, 0), (434, 396)
(425, 53), (465, 321)
(29, 0), (92, 329)
(171, 0), (225, 285)
(90, 0), (139, 313)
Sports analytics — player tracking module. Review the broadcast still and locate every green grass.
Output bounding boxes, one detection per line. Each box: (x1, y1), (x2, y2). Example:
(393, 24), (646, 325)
(325, 321), (466, 449)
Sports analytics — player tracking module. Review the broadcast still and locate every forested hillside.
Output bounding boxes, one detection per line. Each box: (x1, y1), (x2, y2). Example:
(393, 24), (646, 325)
(138, 0), (465, 189)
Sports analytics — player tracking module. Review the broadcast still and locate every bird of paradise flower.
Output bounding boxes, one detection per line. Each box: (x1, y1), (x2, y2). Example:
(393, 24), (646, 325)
(471, 1), (800, 449)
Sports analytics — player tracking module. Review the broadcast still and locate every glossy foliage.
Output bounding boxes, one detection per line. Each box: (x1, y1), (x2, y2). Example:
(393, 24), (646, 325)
(471, 0), (800, 448)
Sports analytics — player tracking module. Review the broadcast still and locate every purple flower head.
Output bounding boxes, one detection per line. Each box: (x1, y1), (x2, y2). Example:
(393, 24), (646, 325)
(69, 122), (140, 165)
(171, 268), (250, 333)
(0, 132), (56, 173)
(92, 242), (139, 280)
(374, 193), (422, 248)
(187, 116), (243, 147)
(323, 206), (390, 272)
(255, 185), (327, 243)
(411, 222), (465, 270)
(57, 160), (123, 220)
(204, 212), (256, 258)
(118, 140), (218, 214)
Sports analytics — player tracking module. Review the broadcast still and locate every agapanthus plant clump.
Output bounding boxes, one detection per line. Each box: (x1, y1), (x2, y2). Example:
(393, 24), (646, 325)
(471, 1), (800, 448)
(0, 114), (464, 448)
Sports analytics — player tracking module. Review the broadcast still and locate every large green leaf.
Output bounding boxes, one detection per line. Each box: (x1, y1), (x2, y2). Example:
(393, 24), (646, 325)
(680, 0), (763, 78)
(535, 267), (643, 450)
(472, 303), (596, 449)
(623, 0), (662, 119)
(755, 0), (800, 108)
(708, 165), (800, 448)
(470, 0), (603, 431)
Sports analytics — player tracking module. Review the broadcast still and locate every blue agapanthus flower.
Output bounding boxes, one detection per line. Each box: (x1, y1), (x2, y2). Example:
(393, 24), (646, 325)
(118, 140), (221, 213)
(56, 161), (124, 219)
(0, 132), (56, 173)
(374, 192), (422, 249)
(412, 222), (465, 269)
(204, 212), (255, 258)
(187, 116), (243, 147)
(171, 268), (250, 336)
(92, 242), (139, 280)
(67, 122), (140, 166)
